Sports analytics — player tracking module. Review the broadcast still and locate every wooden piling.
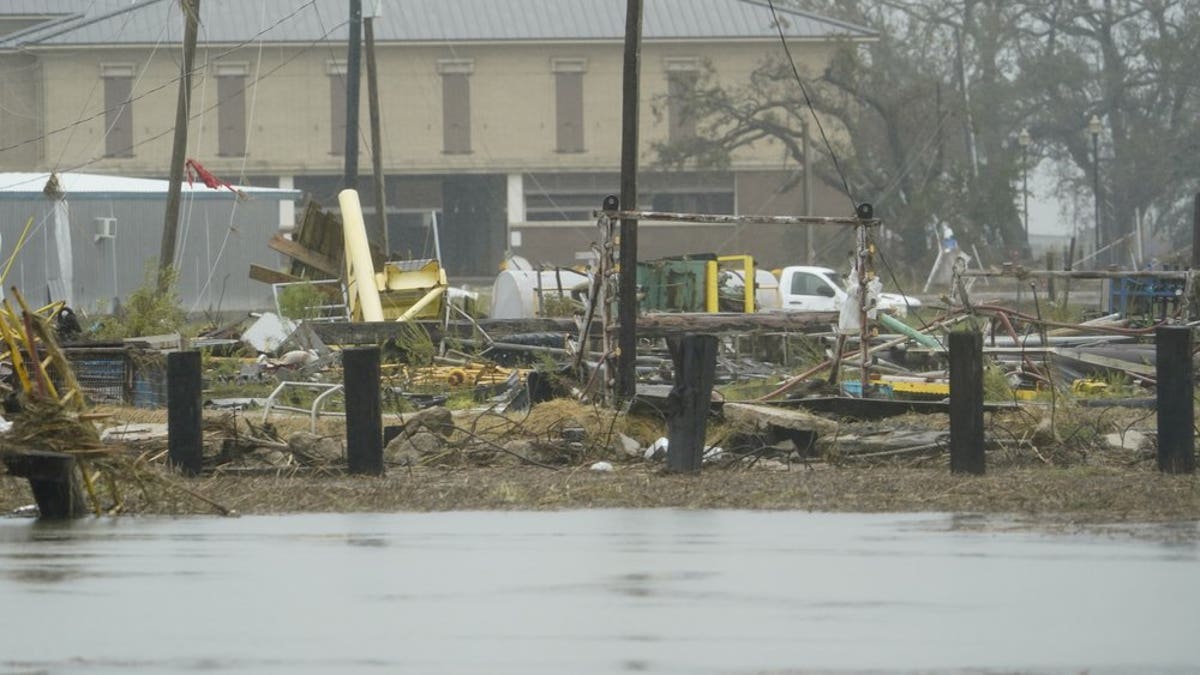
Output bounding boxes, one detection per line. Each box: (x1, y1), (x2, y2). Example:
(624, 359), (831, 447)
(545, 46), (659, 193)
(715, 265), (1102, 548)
(344, 346), (383, 475)
(948, 331), (985, 474)
(1156, 327), (1195, 474)
(666, 335), (718, 474)
(1045, 250), (1056, 302)
(166, 350), (203, 476)
(2, 450), (86, 518)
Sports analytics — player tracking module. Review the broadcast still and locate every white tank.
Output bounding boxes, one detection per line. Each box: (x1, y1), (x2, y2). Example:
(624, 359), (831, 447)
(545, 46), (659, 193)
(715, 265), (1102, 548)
(490, 269), (590, 319)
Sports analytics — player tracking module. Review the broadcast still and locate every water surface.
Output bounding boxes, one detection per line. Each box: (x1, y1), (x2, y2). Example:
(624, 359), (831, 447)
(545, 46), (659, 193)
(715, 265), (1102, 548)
(1, 510), (1197, 674)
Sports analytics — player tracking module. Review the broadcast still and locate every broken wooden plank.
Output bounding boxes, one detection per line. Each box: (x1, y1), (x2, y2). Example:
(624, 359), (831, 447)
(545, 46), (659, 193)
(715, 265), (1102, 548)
(633, 311), (837, 337)
(724, 402), (839, 436)
(1052, 347), (1157, 379)
(778, 396), (1018, 421)
(268, 234), (341, 277)
(249, 263), (303, 286)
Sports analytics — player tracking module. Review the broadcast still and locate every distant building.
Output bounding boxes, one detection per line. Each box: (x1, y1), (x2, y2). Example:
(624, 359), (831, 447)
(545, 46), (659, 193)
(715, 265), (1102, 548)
(0, 0), (875, 279)
(0, 171), (297, 313)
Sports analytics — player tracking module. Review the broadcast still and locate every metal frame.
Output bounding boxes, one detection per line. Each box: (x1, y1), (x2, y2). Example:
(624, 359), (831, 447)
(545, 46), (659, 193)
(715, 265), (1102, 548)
(261, 381), (345, 433)
(272, 279), (351, 323)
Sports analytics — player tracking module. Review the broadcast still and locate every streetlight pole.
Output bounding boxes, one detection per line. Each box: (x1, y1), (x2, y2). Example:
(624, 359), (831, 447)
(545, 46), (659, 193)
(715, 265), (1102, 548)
(1018, 128), (1030, 242)
(1088, 114), (1102, 267)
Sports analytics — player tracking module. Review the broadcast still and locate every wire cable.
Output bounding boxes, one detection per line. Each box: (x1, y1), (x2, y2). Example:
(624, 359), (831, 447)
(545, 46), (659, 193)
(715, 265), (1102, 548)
(765, 0), (858, 214)
(0, 0), (320, 157)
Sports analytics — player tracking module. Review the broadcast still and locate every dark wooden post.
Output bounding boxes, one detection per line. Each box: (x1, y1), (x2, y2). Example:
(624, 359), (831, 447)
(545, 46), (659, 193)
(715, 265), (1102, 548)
(949, 331), (985, 474)
(617, 0), (643, 402)
(1156, 327), (1195, 474)
(1045, 250), (1056, 302)
(166, 350), (203, 476)
(344, 346), (383, 475)
(2, 451), (87, 518)
(666, 334), (718, 473)
(158, 0), (200, 289)
(343, 0), (363, 188)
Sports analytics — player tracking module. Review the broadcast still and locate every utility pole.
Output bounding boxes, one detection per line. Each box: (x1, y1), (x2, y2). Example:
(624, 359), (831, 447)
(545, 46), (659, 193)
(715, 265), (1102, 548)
(159, 0), (200, 292)
(802, 118), (814, 265)
(617, 0), (643, 402)
(364, 2), (387, 253)
(343, 0), (362, 189)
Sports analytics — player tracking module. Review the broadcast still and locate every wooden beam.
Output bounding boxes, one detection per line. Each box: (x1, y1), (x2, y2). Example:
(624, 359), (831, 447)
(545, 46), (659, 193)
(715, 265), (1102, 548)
(634, 311), (837, 337)
(249, 263), (303, 286)
(267, 234), (341, 277)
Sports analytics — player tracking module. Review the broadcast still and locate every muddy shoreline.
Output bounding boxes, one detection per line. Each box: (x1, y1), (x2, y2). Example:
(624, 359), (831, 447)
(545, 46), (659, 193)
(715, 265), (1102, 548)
(4, 462), (1198, 526)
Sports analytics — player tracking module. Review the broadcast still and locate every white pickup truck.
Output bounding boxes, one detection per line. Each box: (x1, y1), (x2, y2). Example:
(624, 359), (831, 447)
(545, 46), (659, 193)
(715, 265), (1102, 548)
(773, 265), (921, 316)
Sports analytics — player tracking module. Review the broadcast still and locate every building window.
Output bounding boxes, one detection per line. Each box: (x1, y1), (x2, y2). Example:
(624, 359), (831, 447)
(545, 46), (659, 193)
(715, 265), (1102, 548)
(328, 60), (347, 156)
(552, 58), (586, 153)
(438, 59), (474, 154)
(665, 58), (700, 144)
(101, 64), (134, 157)
(216, 63), (247, 157)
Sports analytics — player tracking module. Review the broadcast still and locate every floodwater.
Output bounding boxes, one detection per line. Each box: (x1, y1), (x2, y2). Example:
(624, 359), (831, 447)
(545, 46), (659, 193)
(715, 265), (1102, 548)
(0, 511), (1197, 675)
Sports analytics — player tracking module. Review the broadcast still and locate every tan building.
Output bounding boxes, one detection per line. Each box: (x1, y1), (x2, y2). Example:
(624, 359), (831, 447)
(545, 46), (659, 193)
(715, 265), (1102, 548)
(0, 0), (873, 278)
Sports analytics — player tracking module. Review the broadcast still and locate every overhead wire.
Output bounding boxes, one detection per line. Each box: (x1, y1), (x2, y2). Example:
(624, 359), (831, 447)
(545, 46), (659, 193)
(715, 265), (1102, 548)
(0, 0), (321, 158)
(191, 0), (273, 313)
(0, 11), (346, 192)
(765, 0), (859, 215)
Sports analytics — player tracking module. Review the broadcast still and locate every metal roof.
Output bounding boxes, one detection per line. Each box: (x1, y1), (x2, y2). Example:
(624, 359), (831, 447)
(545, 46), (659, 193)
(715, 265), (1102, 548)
(1, 0), (876, 49)
(0, 172), (300, 201)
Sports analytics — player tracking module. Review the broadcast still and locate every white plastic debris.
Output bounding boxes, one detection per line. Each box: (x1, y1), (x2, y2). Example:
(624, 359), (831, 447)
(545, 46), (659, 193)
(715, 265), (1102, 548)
(644, 437), (669, 461)
(589, 461), (614, 473)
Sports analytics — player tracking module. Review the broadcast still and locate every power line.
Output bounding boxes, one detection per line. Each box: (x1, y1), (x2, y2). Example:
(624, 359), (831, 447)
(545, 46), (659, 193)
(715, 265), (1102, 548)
(0, 17), (347, 191)
(0, 0), (321, 156)
(765, 0), (858, 215)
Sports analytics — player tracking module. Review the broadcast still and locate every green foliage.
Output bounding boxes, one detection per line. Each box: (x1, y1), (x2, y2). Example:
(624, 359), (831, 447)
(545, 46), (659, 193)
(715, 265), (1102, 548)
(92, 263), (185, 339)
(277, 281), (326, 321)
(391, 322), (435, 366)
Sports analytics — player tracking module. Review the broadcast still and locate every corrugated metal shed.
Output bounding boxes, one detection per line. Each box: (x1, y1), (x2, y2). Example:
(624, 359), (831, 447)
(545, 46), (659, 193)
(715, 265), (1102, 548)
(0, 171), (298, 315)
(1, 0), (875, 49)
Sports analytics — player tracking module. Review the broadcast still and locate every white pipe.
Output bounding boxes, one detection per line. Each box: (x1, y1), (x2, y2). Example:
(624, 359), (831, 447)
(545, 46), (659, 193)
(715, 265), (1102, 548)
(338, 189), (384, 322)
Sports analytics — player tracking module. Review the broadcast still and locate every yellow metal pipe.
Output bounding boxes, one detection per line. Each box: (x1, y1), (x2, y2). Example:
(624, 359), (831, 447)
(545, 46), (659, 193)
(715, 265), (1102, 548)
(337, 189), (385, 322)
(705, 261), (719, 313)
(396, 285), (446, 322)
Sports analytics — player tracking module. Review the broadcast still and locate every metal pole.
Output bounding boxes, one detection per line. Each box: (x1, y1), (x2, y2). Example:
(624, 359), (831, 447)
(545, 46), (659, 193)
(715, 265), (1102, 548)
(1092, 130), (1100, 268)
(803, 119), (814, 265)
(159, 0), (200, 291)
(617, 0), (643, 403)
(1022, 144), (1029, 240)
(343, 0), (362, 189)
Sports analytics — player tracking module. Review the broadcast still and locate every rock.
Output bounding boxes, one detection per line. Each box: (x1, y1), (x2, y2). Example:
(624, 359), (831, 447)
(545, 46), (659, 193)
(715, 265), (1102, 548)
(384, 430), (443, 463)
(590, 461), (614, 472)
(250, 447), (291, 467)
(614, 432), (643, 459)
(562, 427), (587, 442)
(401, 406), (455, 437)
(287, 432), (342, 465)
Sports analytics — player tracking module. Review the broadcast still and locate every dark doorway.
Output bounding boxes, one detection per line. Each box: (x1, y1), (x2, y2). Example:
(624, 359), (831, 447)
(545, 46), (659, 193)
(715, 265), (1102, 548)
(441, 175), (506, 277)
